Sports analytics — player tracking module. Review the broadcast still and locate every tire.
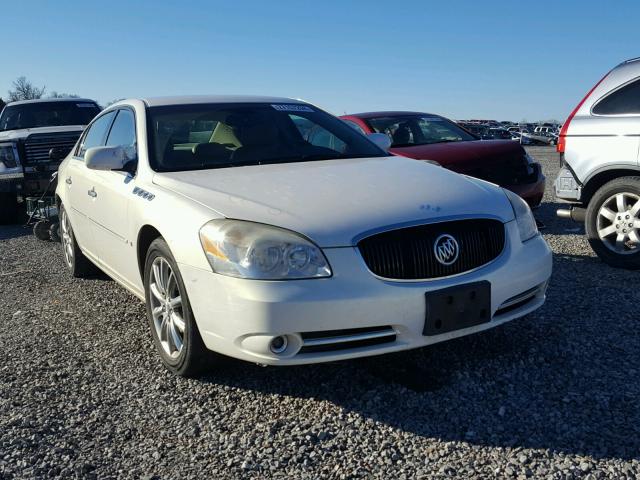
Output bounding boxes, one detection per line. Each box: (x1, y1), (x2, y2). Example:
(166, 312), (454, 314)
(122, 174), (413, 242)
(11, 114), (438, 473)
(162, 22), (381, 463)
(585, 176), (640, 269)
(33, 220), (51, 241)
(49, 221), (60, 242)
(0, 193), (20, 225)
(59, 204), (97, 277)
(144, 238), (209, 377)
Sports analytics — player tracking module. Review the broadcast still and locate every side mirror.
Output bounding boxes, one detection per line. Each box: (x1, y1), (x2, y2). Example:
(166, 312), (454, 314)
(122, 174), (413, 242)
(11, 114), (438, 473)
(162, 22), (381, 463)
(49, 147), (67, 161)
(367, 132), (392, 152)
(85, 146), (127, 171)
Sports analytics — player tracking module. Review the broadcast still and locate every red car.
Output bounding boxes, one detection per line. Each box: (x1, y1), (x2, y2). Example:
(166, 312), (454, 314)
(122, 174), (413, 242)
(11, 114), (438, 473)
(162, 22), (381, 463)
(340, 111), (545, 207)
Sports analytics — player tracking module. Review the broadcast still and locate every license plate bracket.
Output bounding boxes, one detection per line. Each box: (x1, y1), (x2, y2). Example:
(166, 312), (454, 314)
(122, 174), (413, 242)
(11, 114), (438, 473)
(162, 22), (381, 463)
(423, 281), (491, 336)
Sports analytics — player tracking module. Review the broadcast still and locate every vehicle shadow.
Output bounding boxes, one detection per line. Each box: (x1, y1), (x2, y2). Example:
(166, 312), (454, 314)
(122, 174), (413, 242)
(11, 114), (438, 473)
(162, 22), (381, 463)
(0, 224), (32, 240)
(535, 201), (585, 237)
(199, 253), (640, 462)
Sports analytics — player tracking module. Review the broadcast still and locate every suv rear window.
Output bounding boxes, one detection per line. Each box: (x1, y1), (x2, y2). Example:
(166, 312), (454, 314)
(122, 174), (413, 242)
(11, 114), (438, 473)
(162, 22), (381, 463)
(0, 101), (101, 131)
(593, 78), (640, 115)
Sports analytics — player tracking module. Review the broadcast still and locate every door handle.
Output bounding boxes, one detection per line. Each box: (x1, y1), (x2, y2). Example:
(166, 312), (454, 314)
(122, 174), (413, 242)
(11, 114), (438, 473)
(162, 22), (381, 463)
(88, 187), (97, 198)
(65, 177), (72, 185)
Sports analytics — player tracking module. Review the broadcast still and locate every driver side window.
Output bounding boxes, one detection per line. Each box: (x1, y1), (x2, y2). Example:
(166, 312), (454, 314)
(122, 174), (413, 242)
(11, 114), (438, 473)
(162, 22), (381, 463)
(105, 109), (137, 160)
(76, 111), (116, 159)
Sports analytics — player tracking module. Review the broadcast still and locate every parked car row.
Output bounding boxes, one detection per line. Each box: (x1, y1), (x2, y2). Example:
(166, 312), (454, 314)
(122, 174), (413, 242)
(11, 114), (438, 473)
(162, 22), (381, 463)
(458, 121), (560, 146)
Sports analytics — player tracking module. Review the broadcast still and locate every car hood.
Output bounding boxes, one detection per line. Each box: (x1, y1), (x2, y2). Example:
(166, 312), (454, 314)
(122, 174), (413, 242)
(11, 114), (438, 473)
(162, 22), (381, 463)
(0, 125), (85, 142)
(390, 140), (526, 173)
(152, 156), (514, 247)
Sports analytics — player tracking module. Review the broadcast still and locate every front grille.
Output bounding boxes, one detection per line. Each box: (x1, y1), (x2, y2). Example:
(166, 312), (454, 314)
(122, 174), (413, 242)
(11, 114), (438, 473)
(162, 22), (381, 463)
(358, 219), (505, 280)
(22, 132), (80, 165)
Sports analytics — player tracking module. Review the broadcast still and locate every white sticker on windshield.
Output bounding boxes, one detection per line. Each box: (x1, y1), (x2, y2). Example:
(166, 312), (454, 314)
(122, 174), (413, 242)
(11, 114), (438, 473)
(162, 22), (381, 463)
(76, 103), (95, 108)
(271, 104), (314, 113)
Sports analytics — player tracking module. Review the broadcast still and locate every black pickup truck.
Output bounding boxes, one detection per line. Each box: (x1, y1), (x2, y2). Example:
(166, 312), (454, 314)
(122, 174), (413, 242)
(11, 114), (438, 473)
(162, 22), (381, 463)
(0, 98), (100, 223)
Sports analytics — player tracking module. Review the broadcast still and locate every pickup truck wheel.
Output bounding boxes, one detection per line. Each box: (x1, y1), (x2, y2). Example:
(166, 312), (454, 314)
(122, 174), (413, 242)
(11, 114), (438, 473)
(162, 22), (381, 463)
(0, 193), (19, 225)
(33, 220), (52, 241)
(144, 238), (208, 377)
(586, 176), (640, 269)
(59, 204), (97, 277)
(49, 221), (60, 242)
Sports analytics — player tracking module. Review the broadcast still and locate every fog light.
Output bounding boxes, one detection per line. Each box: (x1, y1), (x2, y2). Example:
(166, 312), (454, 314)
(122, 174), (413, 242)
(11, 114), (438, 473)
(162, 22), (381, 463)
(269, 335), (288, 354)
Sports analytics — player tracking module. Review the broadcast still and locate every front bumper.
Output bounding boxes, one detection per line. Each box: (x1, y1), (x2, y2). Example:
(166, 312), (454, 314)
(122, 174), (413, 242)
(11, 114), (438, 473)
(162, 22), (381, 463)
(179, 220), (552, 365)
(0, 169), (56, 195)
(0, 172), (24, 193)
(503, 162), (545, 208)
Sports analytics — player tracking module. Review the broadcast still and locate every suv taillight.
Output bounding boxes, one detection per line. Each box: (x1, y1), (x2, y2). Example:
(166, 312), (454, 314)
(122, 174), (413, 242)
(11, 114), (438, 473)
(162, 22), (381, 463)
(557, 72), (611, 153)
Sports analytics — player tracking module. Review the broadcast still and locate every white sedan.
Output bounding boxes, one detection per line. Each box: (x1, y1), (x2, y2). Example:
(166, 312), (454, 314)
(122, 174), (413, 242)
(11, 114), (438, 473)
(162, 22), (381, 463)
(55, 96), (552, 376)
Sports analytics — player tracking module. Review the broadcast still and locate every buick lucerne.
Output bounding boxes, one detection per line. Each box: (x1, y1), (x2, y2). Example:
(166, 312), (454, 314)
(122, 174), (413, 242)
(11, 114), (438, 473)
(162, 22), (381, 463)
(55, 96), (552, 376)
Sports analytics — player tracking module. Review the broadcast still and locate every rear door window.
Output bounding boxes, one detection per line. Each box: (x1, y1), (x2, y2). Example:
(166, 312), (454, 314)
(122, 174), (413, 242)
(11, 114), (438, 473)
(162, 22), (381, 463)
(593, 78), (640, 115)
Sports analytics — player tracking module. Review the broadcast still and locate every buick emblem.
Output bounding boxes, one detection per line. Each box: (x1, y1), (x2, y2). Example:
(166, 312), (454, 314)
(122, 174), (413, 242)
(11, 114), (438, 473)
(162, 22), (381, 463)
(433, 234), (459, 266)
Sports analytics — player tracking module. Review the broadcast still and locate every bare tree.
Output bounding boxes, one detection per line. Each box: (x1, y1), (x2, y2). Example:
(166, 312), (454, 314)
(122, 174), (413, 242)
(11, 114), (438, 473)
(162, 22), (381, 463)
(0, 98), (5, 111)
(49, 91), (80, 99)
(7, 76), (46, 102)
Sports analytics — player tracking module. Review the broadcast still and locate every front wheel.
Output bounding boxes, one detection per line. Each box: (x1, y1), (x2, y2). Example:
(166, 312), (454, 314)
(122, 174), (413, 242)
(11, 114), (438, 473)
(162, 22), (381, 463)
(585, 176), (640, 269)
(59, 204), (97, 277)
(144, 238), (209, 376)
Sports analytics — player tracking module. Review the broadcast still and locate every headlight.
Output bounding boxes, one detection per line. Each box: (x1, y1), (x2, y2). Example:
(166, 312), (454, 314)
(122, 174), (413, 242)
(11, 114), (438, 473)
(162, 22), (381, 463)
(199, 220), (332, 280)
(0, 143), (18, 168)
(503, 188), (538, 242)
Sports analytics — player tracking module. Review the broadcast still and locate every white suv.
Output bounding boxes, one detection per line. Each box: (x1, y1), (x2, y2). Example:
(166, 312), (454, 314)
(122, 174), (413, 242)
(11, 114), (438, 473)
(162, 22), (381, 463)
(56, 96), (552, 376)
(555, 58), (640, 268)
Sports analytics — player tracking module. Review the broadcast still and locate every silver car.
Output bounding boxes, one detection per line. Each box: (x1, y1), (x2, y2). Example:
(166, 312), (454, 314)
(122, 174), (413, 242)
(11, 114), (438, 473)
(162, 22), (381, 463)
(555, 57), (640, 269)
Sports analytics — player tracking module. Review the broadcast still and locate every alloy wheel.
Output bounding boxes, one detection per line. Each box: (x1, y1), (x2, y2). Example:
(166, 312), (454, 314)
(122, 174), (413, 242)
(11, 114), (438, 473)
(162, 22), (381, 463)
(149, 257), (186, 358)
(60, 209), (74, 267)
(596, 192), (640, 254)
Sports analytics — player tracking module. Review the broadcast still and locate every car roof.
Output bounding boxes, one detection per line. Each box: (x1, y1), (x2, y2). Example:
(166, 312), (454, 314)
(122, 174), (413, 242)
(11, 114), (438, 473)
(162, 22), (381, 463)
(142, 95), (307, 107)
(7, 98), (98, 106)
(345, 111), (441, 119)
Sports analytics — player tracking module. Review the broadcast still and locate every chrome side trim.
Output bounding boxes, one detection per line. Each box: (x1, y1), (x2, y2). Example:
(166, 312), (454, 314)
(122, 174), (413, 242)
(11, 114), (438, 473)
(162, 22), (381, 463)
(498, 285), (542, 310)
(302, 328), (396, 347)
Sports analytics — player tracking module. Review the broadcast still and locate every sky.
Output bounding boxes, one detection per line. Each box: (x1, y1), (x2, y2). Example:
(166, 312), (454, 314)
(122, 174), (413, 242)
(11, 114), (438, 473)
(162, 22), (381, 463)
(2, 0), (639, 122)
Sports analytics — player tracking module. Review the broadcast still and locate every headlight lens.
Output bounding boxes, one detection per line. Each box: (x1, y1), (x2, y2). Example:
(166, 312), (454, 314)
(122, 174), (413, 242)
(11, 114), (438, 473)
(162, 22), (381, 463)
(503, 188), (538, 242)
(199, 220), (332, 280)
(0, 143), (18, 168)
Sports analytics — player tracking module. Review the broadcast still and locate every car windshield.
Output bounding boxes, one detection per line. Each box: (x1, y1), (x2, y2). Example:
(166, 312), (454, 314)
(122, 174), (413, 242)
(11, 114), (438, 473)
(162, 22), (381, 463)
(366, 115), (476, 147)
(0, 101), (101, 131)
(147, 103), (388, 172)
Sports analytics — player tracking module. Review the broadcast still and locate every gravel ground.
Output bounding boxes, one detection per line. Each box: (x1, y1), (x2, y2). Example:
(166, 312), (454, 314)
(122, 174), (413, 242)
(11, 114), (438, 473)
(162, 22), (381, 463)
(1, 146), (640, 479)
